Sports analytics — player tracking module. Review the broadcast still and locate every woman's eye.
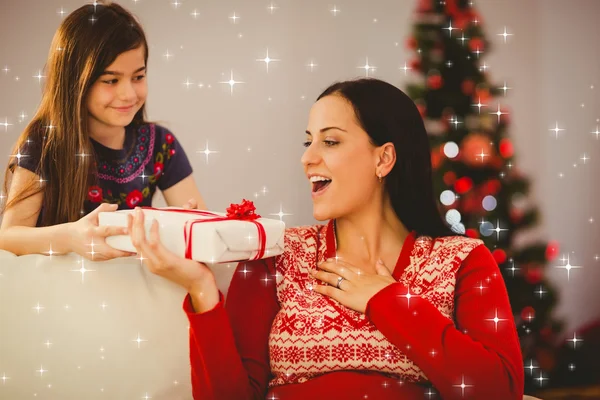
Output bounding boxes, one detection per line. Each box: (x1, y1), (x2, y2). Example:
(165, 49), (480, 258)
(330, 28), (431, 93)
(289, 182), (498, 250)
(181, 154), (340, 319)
(303, 140), (338, 147)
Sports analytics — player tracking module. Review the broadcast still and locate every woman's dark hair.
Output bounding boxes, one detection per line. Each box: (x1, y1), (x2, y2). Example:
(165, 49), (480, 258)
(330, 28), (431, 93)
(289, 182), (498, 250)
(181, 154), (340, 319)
(317, 78), (457, 238)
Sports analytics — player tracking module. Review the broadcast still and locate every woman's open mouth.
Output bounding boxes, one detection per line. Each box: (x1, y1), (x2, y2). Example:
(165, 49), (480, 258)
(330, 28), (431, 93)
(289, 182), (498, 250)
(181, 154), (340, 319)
(310, 176), (332, 197)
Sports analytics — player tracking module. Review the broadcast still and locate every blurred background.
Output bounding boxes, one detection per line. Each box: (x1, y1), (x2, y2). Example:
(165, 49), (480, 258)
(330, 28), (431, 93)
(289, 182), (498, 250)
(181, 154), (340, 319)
(0, 0), (598, 397)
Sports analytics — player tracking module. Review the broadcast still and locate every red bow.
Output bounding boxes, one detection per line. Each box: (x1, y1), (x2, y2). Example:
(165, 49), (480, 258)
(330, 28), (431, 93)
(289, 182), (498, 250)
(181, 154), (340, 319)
(226, 199), (261, 220)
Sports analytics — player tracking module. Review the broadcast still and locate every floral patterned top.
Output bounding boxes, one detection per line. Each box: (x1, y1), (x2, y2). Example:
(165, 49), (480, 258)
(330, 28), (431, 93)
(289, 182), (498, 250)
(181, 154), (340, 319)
(16, 123), (193, 226)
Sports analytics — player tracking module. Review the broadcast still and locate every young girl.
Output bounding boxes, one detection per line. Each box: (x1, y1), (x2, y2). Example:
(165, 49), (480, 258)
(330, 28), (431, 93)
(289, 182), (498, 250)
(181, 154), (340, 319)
(0, 1), (205, 260)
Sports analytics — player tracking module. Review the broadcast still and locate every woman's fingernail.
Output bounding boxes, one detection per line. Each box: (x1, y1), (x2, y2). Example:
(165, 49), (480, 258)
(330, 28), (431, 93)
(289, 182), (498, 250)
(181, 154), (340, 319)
(377, 259), (384, 264)
(326, 258), (333, 262)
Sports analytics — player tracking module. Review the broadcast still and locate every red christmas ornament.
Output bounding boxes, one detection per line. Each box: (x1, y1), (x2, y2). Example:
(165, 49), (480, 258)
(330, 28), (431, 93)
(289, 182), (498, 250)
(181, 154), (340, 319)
(524, 266), (543, 284)
(497, 106), (511, 124)
(490, 156), (505, 170)
(409, 58), (422, 71)
(443, 171), (457, 186)
(509, 208), (524, 224)
(471, 11), (484, 25)
(416, 103), (427, 118)
(454, 177), (473, 194)
(427, 74), (443, 90)
(444, 0), (459, 16)
(466, 228), (479, 238)
(406, 36), (418, 50)
(461, 79), (475, 96)
(492, 249), (507, 264)
(431, 146), (443, 170)
(460, 133), (494, 167)
(416, 0), (433, 12)
(468, 37), (485, 53)
(474, 88), (491, 104)
(454, 14), (470, 30)
(499, 138), (514, 159)
(521, 306), (535, 322)
(461, 192), (481, 214)
(484, 179), (502, 196)
(540, 327), (553, 342)
(545, 240), (560, 261)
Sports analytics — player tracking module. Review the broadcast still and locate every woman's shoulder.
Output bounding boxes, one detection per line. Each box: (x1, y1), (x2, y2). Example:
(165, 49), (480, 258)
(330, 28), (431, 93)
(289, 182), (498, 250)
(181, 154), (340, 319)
(283, 224), (327, 247)
(270, 224), (326, 262)
(426, 234), (487, 263)
(434, 234), (484, 249)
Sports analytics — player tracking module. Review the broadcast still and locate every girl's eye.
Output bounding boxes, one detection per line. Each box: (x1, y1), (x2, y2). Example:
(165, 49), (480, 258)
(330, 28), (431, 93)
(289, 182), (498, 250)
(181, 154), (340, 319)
(134, 75), (146, 81)
(102, 79), (118, 85)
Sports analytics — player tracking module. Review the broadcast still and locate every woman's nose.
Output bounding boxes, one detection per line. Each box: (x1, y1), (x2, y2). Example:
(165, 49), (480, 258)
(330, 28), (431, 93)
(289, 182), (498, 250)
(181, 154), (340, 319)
(300, 142), (320, 167)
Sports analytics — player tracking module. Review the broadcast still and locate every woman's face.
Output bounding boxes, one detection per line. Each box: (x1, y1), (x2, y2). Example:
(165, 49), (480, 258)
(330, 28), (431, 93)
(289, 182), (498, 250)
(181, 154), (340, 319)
(86, 45), (147, 133)
(302, 94), (381, 221)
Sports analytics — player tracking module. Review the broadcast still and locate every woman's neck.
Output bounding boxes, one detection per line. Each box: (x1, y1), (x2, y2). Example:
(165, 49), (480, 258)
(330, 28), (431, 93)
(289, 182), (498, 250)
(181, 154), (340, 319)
(334, 201), (409, 270)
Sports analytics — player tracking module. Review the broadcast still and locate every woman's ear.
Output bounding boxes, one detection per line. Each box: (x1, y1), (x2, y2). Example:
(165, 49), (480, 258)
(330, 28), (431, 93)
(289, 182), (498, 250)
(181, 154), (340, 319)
(377, 143), (396, 175)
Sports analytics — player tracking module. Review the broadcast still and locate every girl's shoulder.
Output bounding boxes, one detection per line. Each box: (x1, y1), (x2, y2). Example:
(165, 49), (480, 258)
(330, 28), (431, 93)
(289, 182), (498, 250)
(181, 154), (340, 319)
(133, 122), (172, 138)
(130, 122), (180, 151)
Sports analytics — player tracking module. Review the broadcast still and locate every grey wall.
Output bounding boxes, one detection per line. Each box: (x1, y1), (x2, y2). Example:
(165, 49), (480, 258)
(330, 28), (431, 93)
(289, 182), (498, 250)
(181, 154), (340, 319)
(0, 0), (598, 335)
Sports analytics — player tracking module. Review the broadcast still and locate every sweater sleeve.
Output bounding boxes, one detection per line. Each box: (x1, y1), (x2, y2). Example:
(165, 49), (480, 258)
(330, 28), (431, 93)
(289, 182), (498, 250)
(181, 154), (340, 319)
(365, 244), (524, 400)
(183, 257), (280, 399)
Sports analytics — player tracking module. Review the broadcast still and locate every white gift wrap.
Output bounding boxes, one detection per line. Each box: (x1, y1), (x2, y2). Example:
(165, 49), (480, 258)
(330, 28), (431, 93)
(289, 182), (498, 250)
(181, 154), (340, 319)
(98, 207), (285, 263)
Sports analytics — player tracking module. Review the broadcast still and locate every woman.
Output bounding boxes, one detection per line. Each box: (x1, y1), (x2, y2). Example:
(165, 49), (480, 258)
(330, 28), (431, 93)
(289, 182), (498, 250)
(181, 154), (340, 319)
(128, 78), (524, 399)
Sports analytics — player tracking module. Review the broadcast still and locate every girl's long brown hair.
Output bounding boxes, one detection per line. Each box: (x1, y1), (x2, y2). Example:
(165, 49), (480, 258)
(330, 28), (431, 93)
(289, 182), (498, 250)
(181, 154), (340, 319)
(1, 1), (149, 226)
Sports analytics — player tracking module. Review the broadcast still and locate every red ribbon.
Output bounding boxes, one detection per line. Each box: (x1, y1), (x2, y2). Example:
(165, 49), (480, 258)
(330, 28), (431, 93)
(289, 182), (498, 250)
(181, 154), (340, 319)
(141, 200), (266, 261)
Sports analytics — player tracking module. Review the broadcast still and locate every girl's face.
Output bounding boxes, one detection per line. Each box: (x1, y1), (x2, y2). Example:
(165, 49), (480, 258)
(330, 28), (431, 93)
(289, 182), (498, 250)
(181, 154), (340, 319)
(86, 45), (147, 133)
(301, 95), (381, 221)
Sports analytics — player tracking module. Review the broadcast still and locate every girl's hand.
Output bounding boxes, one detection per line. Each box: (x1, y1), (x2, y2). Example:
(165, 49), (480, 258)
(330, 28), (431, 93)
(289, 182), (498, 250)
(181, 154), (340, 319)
(128, 207), (219, 312)
(182, 198), (199, 210)
(67, 203), (137, 261)
(311, 258), (397, 314)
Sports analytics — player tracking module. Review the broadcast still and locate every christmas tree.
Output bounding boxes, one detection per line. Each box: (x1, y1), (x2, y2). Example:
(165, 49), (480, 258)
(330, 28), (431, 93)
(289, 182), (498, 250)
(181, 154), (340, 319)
(405, 0), (563, 394)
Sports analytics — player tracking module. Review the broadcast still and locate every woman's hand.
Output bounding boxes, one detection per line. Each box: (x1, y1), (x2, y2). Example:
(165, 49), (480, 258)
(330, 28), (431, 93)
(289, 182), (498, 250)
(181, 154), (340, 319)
(128, 207), (219, 313)
(66, 203), (136, 261)
(311, 258), (397, 314)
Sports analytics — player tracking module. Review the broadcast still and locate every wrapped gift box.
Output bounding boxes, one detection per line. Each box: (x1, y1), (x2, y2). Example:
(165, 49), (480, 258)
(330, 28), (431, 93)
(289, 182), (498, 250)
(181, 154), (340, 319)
(98, 203), (285, 264)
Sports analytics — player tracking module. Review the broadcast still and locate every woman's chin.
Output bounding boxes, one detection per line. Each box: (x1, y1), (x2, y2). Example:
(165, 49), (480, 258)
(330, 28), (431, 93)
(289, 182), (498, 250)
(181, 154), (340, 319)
(312, 206), (333, 222)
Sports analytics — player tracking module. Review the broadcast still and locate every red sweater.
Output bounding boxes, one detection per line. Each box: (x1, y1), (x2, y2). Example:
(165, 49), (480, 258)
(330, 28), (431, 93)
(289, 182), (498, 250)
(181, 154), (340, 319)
(183, 222), (524, 399)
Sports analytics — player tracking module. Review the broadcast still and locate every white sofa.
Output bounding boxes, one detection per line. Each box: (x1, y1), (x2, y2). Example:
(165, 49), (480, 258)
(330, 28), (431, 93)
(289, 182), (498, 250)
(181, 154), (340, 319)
(0, 251), (542, 400)
(0, 250), (237, 400)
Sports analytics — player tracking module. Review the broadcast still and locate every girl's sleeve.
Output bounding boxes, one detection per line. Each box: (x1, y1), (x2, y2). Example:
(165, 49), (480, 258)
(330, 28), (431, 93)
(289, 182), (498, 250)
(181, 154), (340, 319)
(182, 257), (280, 399)
(365, 244), (524, 400)
(156, 126), (193, 191)
(9, 136), (42, 175)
